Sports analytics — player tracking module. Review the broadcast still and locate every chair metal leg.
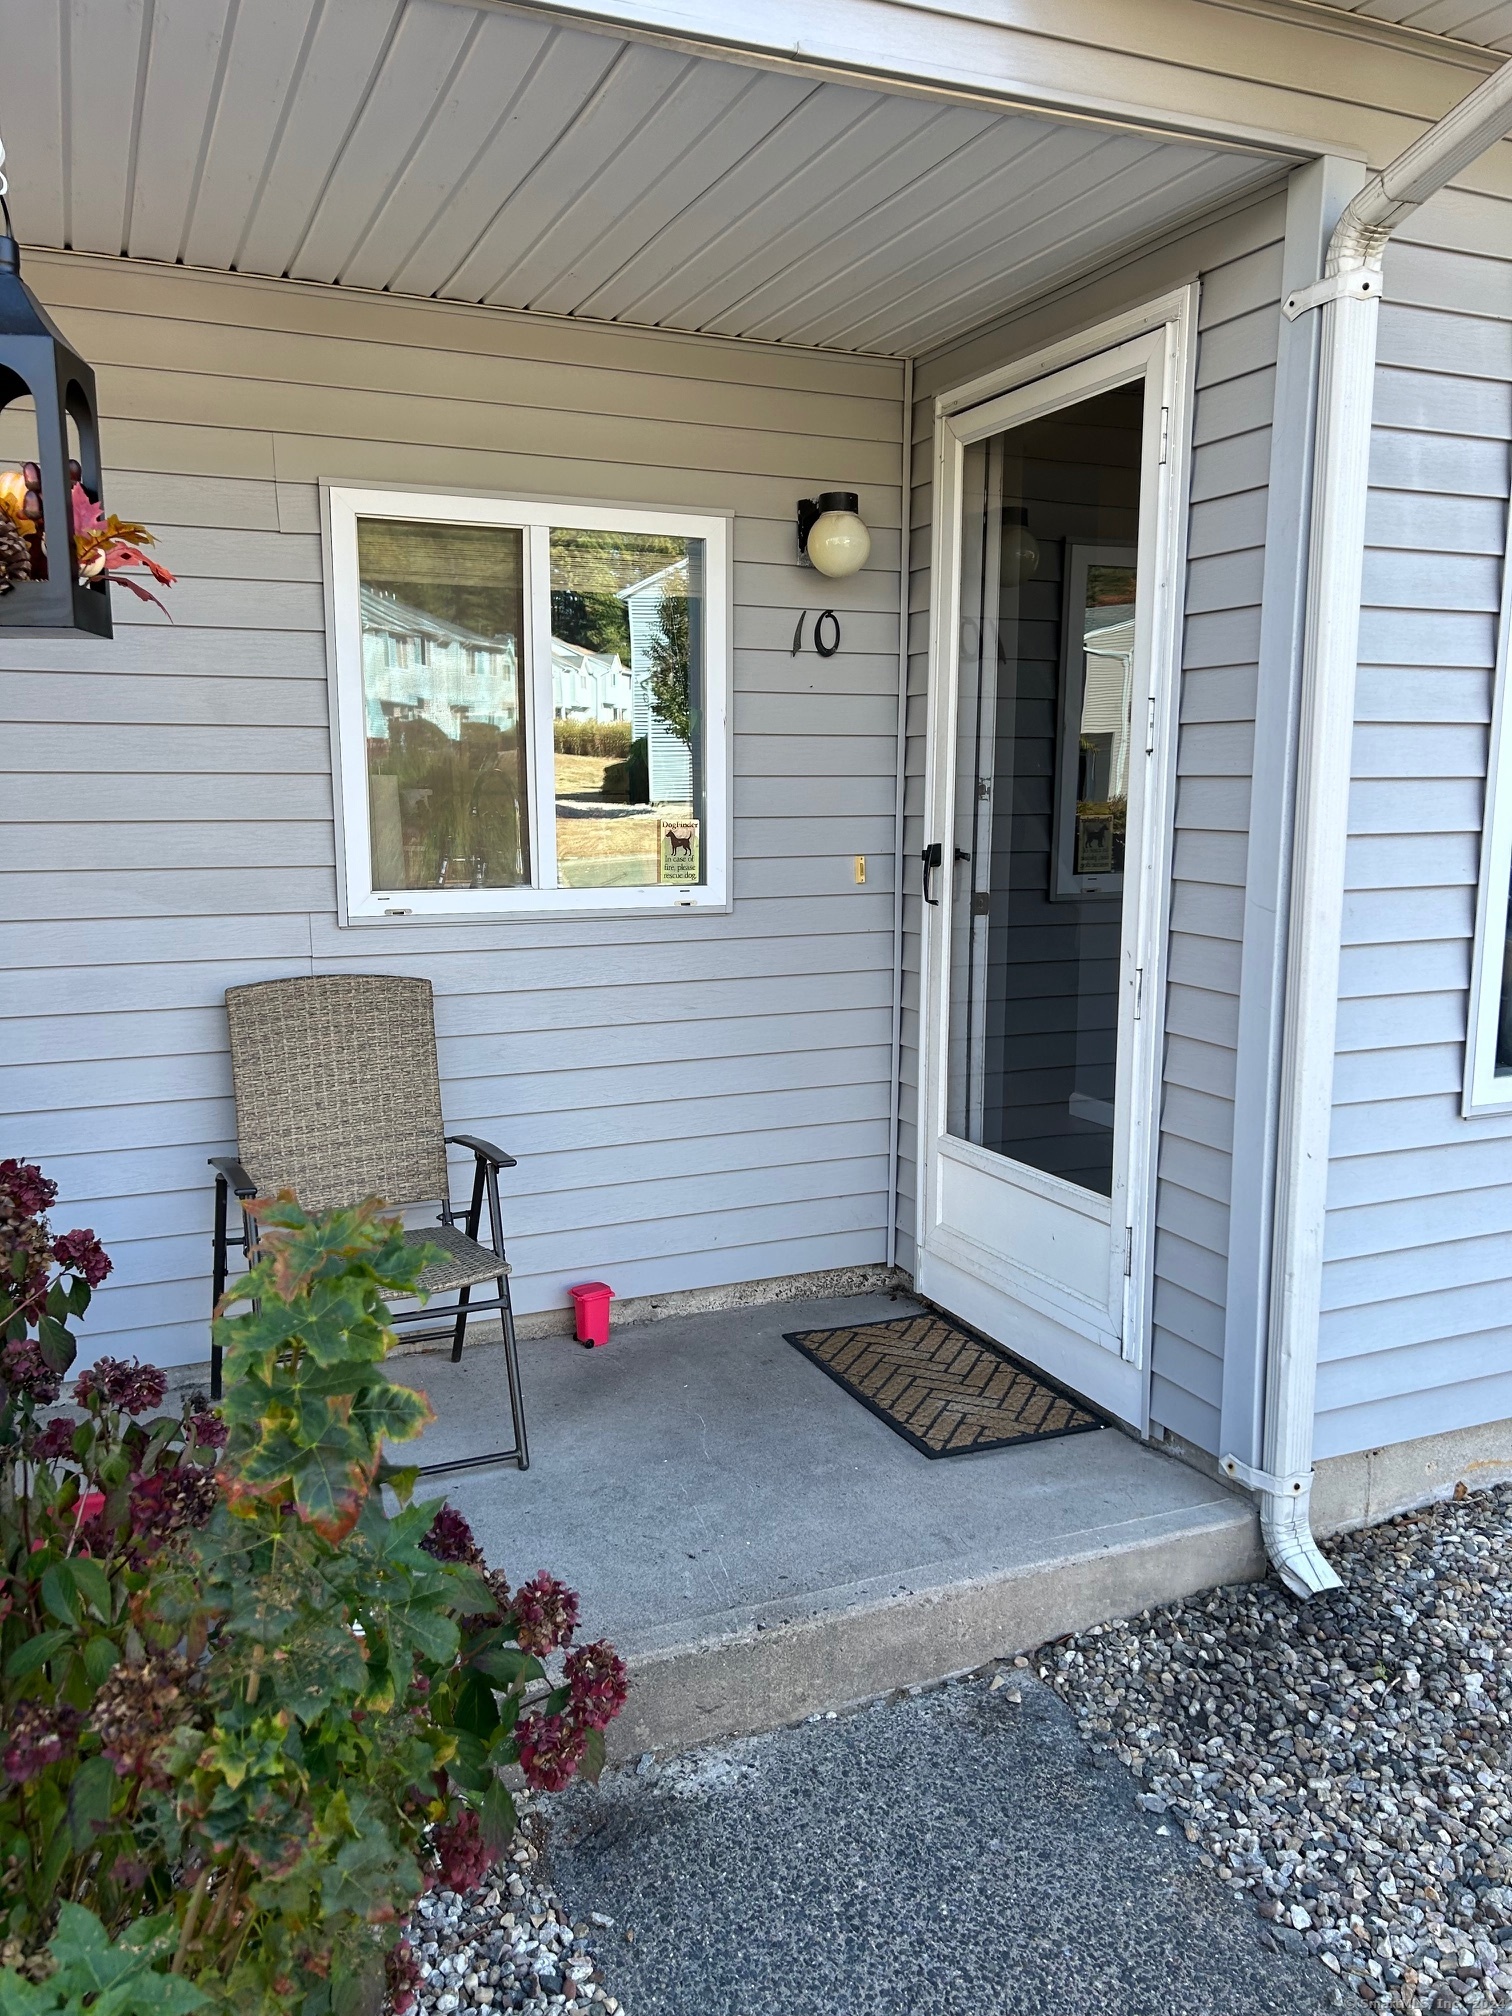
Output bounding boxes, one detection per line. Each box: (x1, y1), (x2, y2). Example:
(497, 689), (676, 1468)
(449, 1283), (472, 1364)
(498, 1272), (529, 1472)
(211, 1198), (255, 1406)
(211, 1176), (228, 1402)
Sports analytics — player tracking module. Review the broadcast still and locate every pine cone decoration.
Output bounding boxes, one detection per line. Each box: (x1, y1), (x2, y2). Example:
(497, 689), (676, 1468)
(0, 512), (30, 592)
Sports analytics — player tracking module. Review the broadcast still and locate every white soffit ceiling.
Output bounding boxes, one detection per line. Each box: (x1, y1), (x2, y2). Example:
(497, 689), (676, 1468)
(1302, 0), (1512, 50)
(0, 0), (1283, 357)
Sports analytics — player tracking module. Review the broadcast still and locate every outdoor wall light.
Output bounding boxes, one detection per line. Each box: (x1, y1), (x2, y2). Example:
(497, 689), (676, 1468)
(797, 491), (871, 578)
(1000, 505), (1040, 584)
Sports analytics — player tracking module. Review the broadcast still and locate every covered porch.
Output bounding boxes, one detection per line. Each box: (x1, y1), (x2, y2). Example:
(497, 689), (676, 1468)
(393, 1293), (1260, 1757)
(6, 0), (1300, 1705)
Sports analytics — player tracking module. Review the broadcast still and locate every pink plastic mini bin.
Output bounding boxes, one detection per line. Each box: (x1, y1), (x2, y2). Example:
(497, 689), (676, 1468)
(568, 1281), (615, 1347)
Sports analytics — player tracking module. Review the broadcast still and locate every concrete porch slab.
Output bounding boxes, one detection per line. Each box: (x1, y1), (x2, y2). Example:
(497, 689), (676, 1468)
(399, 1293), (1264, 1756)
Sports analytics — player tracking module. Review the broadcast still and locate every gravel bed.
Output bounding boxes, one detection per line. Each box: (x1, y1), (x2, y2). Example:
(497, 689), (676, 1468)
(406, 1798), (623, 2016)
(1043, 1482), (1512, 2015)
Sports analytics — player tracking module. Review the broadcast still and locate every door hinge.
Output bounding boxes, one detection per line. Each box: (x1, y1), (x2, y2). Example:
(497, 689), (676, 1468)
(1123, 1228), (1135, 1277)
(1133, 965), (1144, 1020)
(1145, 693), (1157, 754)
(1158, 404), (1170, 465)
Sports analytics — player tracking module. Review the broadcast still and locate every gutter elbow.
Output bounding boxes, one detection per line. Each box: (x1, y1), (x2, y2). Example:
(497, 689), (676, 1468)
(1260, 1479), (1342, 1600)
(1222, 1458), (1342, 1599)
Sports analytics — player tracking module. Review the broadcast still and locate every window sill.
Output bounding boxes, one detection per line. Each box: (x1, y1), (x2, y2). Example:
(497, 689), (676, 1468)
(340, 888), (730, 925)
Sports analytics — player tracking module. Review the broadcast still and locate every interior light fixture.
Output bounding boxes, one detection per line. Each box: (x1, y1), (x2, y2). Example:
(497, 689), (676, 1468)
(797, 491), (871, 578)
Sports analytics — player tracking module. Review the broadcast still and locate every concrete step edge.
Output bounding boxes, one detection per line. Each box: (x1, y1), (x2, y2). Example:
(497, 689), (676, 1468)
(607, 1499), (1264, 1760)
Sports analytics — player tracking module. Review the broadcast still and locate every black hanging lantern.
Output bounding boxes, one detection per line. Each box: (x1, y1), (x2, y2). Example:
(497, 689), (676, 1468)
(0, 159), (111, 637)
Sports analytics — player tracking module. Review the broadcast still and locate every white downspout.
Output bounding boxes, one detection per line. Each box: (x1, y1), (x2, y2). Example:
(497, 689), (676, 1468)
(1225, 59), (1512, 1599)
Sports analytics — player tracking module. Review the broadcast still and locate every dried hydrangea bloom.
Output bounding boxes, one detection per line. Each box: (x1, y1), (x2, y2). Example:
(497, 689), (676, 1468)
(2, 1701), (80, 1784)
(515, 1710), (587, 1793)
(432, 1810), (493, 1893)
(0, 1158), (56, 1220)
(51, 1227), (111, 1288)
(89, 1654), (194, 1787)
(510, 1572), (579, 1656)
(418, 1504), (484, 1567)
(1, 1339), (62, 1408)
(186, 1408), (228, 1450)
(126, 1464), (220, 1556)
(31, 1414), (80, 1463)
(386, 1937), (421, 2016)
(564, 1640), (629, 1731)
(74, 1357), (168, 1416)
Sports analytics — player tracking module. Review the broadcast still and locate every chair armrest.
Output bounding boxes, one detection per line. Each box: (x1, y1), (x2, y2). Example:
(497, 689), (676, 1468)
(446, 1133), (518, 1170)
(208, 1155), (258, 1198)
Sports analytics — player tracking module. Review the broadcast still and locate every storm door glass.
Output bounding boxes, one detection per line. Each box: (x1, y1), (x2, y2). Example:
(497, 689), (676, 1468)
(357, 518), (529, 891)
(946, 381), (1144, 1198)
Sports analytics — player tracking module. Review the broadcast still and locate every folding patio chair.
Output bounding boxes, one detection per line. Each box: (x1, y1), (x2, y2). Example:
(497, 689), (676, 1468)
(208, 972), (528, 1476)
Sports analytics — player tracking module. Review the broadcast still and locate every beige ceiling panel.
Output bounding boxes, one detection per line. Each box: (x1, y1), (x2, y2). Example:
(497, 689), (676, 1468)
(0, 0), (1294, 356)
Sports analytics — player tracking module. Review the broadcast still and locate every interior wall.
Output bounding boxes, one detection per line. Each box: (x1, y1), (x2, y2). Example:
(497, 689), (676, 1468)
(903, 187), (1289, 1452)
(0, 253), (905, 1368)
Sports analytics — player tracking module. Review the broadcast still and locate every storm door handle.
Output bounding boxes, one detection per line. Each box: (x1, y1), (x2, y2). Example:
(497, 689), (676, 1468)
(921, 841), (943, 905)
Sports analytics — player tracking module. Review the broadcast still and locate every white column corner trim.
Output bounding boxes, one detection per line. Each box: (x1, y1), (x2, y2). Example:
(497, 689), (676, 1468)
(1231, 58), (1512, 1600)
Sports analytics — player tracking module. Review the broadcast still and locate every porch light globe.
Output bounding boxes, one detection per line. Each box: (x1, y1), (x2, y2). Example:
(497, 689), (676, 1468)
(807, 506), (871, 578)
(1001, 508), (1039, 584)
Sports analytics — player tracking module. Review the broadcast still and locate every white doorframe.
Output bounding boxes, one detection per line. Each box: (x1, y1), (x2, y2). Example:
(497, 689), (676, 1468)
(915, 286), (1198, 1431)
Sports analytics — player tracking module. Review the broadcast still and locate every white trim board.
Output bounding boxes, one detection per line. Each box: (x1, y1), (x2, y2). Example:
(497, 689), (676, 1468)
(321, 482), (734, 925)
(1464, 472), (1512, 1116)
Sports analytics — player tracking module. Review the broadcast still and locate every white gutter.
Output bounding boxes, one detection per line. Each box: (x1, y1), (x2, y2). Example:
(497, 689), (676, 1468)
(1224, 58), (1512, 1598)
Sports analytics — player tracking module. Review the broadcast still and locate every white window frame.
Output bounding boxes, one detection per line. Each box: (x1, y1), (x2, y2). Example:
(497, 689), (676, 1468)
(322, 484), (732, 923)
(1465, 492), (1512, 1114)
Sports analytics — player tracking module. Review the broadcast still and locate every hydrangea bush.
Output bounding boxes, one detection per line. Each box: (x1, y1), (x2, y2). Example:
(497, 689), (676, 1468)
(0, 1168), (626, 2016)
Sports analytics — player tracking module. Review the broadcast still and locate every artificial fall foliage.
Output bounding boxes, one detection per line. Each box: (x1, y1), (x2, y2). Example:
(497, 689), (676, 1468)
(0, 465), (175, 614)
(0, 1170), (625, 2016)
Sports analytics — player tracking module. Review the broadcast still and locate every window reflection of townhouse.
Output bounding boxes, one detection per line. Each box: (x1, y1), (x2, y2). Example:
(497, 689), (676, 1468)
(359, 586), (520, 740)
(551, 637), (632, 724)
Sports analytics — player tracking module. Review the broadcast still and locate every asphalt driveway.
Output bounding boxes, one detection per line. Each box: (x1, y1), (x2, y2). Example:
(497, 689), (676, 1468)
(544, 1666), (1345, 2016)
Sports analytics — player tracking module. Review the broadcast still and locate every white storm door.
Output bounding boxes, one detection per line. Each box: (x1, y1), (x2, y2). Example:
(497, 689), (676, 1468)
(916, 307), (1192, 1428)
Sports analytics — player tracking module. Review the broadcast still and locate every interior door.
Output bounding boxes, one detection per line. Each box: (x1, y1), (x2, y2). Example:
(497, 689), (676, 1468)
(917, 316), (1189, 1427)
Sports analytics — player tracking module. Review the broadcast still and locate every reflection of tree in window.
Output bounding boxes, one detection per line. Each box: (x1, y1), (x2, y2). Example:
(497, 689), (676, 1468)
(648, 586), (692, 747)
(357, 517), (528, 891)
(549, 528), (684, 661)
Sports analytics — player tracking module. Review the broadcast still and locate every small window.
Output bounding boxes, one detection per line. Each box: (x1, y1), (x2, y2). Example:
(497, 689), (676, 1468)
(1467, 526), (1512, 1111)
(325, 489), (729, 919)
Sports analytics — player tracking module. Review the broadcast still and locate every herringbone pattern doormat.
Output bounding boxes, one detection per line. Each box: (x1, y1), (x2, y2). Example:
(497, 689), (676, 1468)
(784, 1312), (1103, 1459)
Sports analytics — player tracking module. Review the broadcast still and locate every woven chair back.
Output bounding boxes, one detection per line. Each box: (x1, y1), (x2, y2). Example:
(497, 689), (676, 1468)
(224, 974), (449, 1212)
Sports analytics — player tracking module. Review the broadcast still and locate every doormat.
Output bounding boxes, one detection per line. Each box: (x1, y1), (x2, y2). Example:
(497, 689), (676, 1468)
(783, 1312), (1104, 1459)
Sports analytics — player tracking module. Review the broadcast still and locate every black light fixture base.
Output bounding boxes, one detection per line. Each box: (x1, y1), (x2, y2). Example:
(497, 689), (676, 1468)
(796, 490), (861, 565)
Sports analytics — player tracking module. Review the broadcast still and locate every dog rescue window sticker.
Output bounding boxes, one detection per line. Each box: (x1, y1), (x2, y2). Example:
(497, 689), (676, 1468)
(658, 819), (700, 885)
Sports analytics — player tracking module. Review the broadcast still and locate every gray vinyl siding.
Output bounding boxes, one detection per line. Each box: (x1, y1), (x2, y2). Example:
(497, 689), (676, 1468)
(901, 191), (1286, 1452)
(0, 253), (905, 1369)
(1317, 188), (1512, 1461)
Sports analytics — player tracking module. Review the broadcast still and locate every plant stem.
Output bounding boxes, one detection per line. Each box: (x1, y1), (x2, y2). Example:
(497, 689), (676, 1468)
(172, 1864), (212, 1975)
(197, 1850), (247, 1967)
